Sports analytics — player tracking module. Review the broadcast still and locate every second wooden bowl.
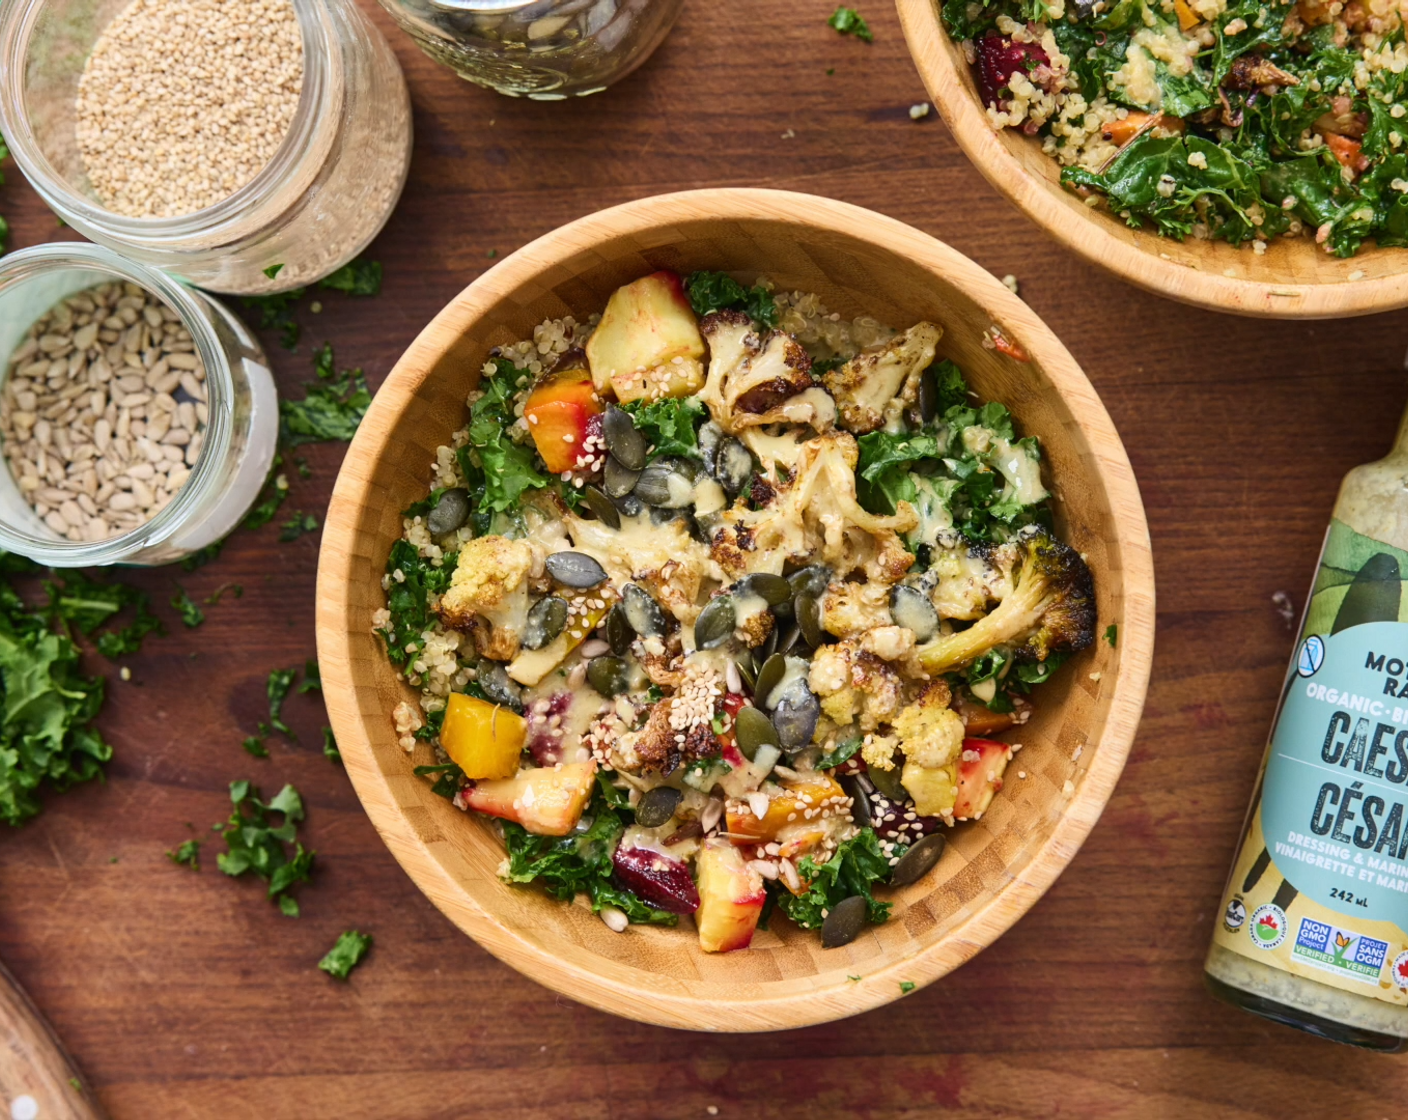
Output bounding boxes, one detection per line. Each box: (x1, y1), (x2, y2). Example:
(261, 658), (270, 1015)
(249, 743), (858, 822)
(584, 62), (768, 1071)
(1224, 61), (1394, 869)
(316, 188), (1155, 1031)
(896, 0), (1408, 318)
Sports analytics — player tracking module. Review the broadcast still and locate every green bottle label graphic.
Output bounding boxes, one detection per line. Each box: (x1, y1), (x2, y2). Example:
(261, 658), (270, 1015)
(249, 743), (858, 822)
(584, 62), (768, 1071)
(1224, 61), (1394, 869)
(1213, 520), (1408, 999)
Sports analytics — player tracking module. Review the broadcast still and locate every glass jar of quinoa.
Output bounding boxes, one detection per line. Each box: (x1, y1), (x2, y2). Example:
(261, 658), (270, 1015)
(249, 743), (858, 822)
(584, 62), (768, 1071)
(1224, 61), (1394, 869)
(0, 244), (277, 566)
(0, 0), (412, 296)
(376, 0), (682, 99)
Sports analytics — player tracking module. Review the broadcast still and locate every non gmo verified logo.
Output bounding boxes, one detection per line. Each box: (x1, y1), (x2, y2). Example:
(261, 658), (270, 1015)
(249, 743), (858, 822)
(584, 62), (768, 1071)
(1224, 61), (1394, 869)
(1250, 904), (1288, 950)
(1298, 635), (1325, 678)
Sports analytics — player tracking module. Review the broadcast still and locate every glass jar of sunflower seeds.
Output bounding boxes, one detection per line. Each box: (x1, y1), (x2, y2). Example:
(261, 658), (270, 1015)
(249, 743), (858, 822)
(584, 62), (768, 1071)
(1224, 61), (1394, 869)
(376, 0), (683, 98)
(0, 244), (277, 566)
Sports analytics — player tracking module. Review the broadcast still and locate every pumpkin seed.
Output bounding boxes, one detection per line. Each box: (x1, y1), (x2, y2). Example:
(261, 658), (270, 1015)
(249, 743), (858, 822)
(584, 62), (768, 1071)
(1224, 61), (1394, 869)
(602, 405), (646, 470)
(889, 832), (947, 887)
(734, 655), (757, 690)
(522, 596), (568, 651)
(622, 582), (668, 637)
(693, 595), (736, 650)
(698, 421), (723, 475)
(586, 655), (630, 697)
(787, 564), (832, 599)
(839, 773), (873, 828)
(606, 603), (633, 656)
(478, 662), (523, 713)
(733, 705), (779, 761)
(820, 895), (868, 949)
(752, 652), (786, 707)
(753, 623), (779, 667)
(604, 454), (642, 498)
(771, 679), (820, 751)
(635, 786), (682, 828)
(544, 550), (608, 588)
(917, 365), (941, 423)
(635, 456), (698, 508)
(713, 437), (754, 496)
(611, 491), (644, 517)
(582, 485), (621, 530)
(867, 762), (907, 803)
(426, 487), (470, 536)
(890, 585), (939, 642)
(740, 572), (792, 607)
(796, 592), (824, 648)
(774, 623), (803, 656)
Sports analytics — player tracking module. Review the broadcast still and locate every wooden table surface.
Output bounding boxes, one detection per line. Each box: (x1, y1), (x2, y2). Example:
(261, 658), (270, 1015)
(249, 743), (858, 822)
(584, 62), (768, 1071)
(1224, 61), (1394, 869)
(2, 1), (1407, 1116)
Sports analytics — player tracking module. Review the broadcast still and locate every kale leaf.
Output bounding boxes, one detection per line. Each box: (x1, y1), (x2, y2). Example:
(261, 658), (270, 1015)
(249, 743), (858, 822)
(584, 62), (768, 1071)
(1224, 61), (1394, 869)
(170, 586), (205, 628)
(45, 570), (165, 659)
(773, 828), (894, 930)
(376, 540), (457, 669)
(217, 781), (315, 916)
(167, 839), (201, 870)
(828, 6), (874, 41)
(621, 397), (707, 461)
(465, 358), (550, 513)
(267, 668), (298, 738)
(683, 271), (779, 328)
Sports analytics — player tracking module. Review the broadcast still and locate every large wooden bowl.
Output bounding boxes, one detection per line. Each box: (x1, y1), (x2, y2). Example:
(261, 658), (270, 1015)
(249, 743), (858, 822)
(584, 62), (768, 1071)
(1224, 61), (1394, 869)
(316, 188), (1155, 1031)
(896, 0), (1408, 318)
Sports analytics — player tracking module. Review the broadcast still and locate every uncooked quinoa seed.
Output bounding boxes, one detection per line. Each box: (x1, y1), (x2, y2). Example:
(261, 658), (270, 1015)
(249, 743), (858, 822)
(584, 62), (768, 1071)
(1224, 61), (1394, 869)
(0, 283), (207, 542)
(75, 0), (304, 218)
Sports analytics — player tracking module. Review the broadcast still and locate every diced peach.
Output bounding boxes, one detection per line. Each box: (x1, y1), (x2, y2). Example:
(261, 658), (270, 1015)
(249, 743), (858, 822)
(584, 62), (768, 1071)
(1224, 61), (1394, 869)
(1325, 132), (1368, 175)
(465, 760), (596, 836)
(1100, 112), (1183, 149)
(725, 772), (847, 845)
(440, 693), (526, 780)
(953, 738), (1012, 822)
(1173, 0), (1200, 29)
(523, 367), (603, 473)
(695, 838), (766, 953)
(507, 593), (613, 687)
(585, 271), (705, 401)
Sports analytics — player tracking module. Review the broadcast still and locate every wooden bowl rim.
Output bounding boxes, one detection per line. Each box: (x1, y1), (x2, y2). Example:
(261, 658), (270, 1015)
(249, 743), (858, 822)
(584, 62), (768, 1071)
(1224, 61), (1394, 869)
(315, 187), (1156, 1031)
(894, 0), (1408, 319)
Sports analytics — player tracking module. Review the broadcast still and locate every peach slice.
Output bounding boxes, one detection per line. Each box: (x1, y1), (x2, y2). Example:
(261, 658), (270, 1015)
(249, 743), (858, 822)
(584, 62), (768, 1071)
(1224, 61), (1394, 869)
(465, 760), (596, 836)
(695, 838), (766, 953)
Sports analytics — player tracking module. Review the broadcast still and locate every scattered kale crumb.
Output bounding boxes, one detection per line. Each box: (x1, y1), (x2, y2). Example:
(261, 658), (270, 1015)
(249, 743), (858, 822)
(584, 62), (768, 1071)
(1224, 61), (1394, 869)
(295, 457), (311, 479)
(487, 249), (498, 259)
(900, 980), (916, 994)
(280, 344), (371, 446)
(68, 1077), (81, 1093)
(167, 839), (201, 870)
(847, 974), (862, 982)
(319, 257), (382, 297)
(319, 929), (373, 979)
(181, 542), (224, 571)
(263, 263), (285, 280)
(828, 6), (873, 41)
(322, 726), (341, 762)
(683, 270), (779, 328)
(204, 582), (243, 606)
(299, 659), (322, 693)
(1104, 623), (1118, 648)
(240, 289), (305, 350)
(279, 511), (320, 541)
(171, 585), (205, 628)
(217, 780), (314, 916)
(47, 569), (165, 659)
(242, 734), (269, 758)
(244, 454), (290, 530)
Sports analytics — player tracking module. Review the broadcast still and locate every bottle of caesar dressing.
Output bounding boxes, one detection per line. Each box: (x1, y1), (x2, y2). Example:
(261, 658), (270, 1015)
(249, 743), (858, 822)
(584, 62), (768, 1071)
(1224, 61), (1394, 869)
(1206, 404), (1408, 1050)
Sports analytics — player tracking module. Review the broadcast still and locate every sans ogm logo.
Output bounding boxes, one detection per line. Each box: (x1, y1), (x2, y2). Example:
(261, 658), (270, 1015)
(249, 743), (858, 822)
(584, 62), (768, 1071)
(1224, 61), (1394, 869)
(1298, 635), (1326, 678)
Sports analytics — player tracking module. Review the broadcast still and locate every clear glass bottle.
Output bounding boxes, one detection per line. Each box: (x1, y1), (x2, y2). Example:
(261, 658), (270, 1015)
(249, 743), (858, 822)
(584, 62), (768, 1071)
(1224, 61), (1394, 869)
(376, 0), (683, 99)
(1206, 402), (1408, 1050)
(0, 244), (277, 566)
(0, 0), (412, 295)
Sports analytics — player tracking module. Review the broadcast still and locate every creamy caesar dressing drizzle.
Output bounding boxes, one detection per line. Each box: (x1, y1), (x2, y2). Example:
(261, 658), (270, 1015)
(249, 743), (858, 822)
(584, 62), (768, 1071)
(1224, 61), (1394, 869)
(1206, 407), (1408, 1040)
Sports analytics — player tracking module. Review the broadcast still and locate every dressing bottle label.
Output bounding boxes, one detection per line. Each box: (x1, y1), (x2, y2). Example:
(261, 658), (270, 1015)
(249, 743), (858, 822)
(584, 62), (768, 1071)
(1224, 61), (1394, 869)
(1213, 519), (1408, 1002)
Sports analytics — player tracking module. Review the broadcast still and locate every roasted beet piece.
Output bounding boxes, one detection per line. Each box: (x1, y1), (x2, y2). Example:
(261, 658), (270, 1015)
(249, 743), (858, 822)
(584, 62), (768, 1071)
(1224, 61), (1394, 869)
(612, 845), (701, 914)
(524, 692), (573, 765)
(974, 30), (1050, 107)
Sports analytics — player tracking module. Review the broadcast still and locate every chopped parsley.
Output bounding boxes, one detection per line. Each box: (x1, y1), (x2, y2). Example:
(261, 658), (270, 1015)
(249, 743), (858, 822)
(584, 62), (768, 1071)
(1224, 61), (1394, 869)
(683, 270), (779, 328)
(280, 344), (371, 446)
(828, 6), (873, 42)
(318, 929), (373, 979)
(217, 780), (315, 917)
(167, 839), (201, 869)
(772, 828), (894, 930)
(171, 585), (205, 628)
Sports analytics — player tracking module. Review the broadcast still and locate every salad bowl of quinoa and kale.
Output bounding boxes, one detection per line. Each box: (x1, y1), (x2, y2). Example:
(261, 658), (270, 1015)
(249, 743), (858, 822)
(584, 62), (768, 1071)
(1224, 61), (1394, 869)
(316, 190), (1153, 1029)
(898, 0), (1408, 315)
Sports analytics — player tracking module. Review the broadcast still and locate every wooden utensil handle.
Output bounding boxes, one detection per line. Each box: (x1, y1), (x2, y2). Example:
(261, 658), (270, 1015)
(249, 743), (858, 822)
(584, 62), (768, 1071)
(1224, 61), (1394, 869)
(0, 961), (103, 1120)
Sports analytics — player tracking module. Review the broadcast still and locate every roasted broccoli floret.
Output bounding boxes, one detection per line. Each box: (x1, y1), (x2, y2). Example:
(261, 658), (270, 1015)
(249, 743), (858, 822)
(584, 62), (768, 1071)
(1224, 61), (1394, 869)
(916, 527), (1095, 674)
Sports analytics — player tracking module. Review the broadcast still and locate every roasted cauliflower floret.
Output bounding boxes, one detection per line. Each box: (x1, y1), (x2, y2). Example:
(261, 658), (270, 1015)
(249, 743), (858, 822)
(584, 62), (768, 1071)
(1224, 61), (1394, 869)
(917, 527), (1095, 673)
(437, 535), (536, 659)
(808, 639), (902, 731)
(861, 625), (915, 663)
(699, 312), (838, 433)
(820, 581), (890, 638)
(921, 539), (1018, 622)
(893, 681), (965, 770)
(823, 322), (942, 434)
(861, 732), (899, 772)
